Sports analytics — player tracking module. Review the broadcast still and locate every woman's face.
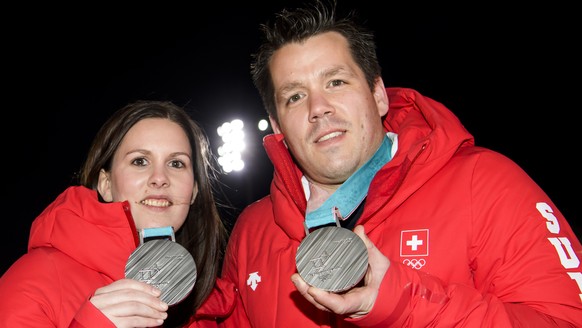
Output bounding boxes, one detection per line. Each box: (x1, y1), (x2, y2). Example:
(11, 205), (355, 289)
(98, 118), (197, 232)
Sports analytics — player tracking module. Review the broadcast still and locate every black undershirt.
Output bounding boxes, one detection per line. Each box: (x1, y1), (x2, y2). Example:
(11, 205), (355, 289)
(314, 198), (366, 231)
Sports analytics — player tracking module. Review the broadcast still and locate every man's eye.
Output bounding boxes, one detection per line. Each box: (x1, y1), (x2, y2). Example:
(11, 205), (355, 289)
(330, 80), (344, 87)
(288, 94), (302, 104)
(131, 158), (148, 166)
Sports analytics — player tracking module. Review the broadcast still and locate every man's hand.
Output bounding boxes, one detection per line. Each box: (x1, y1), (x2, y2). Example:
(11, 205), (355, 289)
(291, 225), (390, 318)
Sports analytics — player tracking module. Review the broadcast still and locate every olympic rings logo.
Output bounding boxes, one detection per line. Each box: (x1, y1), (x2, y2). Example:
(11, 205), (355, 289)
(402, 258), (426, 270)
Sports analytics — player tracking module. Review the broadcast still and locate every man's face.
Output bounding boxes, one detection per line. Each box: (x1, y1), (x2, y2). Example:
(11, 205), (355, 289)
(269, 31), (388, 189)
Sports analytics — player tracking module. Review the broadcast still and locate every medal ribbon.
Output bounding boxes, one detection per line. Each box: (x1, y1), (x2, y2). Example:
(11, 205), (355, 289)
(304, 135), (392, 230)
(139, 226), (176, 243)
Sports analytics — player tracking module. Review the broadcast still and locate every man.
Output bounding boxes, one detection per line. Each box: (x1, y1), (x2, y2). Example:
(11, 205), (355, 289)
(220, 1), (582, 326)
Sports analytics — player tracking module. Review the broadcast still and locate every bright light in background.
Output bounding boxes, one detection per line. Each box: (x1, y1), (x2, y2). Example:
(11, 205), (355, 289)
(258, 119), (269, 131)
(217, 119), (245, 173)
(216, 118), (270, 174)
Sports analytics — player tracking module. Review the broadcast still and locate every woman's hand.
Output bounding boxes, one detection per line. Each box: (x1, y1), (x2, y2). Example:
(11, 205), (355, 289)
(90, 278), (168, 327)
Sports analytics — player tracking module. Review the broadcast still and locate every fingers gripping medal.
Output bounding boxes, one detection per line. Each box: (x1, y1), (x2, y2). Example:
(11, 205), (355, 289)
(125, 227), (196, 305)
(296, 207), (368, 293)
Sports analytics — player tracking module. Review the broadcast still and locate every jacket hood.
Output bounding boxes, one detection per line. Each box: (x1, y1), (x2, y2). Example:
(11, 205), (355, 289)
(28, 185), (138, 280)
(263, 87), (474, 241)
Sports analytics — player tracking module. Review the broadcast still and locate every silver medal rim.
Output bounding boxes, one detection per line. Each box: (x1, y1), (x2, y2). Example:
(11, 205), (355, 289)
(125, 239), (197, 305)
(296, 226), (368, 292)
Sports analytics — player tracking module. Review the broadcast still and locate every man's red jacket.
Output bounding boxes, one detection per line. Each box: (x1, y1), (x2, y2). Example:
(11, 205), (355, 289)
(220, 87), (582, 327)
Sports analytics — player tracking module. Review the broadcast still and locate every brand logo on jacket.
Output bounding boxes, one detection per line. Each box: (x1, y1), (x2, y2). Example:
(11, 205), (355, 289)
(400, 229), (429, 270)
(247, 272), (261, 291)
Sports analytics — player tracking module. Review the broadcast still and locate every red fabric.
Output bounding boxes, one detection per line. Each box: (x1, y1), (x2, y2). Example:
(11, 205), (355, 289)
(0, 186), (236, 327)
(220, 88), (582, 327)
(189, 279), (238, 327)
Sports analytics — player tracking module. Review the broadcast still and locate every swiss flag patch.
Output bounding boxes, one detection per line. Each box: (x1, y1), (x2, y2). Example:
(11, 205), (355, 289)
(400, 229), (429, 257)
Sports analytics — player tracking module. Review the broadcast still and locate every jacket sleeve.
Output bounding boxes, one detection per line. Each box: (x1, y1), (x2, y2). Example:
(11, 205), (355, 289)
(218, 227), (253, 328)
(69, 300), (116, 328)
(0, 251), (115, 328)
(186, 279), (238, 327)
(350, 151), (582, 327)
(0, 253), (57, 327)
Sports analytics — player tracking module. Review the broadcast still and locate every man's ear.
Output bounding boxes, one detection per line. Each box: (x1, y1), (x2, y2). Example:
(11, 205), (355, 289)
(97, 169), (113, 202)
(269, 115), (282, 134)
(373, 77), (389, 117)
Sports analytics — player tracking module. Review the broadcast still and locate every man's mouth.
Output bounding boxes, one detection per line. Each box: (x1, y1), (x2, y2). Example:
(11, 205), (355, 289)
(317, 131), (344, 142)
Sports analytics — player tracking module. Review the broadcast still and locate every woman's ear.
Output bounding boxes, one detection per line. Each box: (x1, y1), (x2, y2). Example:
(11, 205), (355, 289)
(190, 183), (199, 205)
(97, 169), (113, 202)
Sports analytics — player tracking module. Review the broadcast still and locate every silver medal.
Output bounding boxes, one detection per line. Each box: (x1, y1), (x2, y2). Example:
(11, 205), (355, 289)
(296, 225), (368, 293)
(125, 237), (196, 305)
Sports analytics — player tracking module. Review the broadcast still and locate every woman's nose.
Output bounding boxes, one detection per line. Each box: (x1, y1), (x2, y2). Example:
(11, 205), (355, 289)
(148, 167), (170, 188)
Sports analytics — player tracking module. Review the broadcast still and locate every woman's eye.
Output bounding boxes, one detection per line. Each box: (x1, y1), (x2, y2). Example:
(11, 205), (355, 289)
(170, 160), (185, 168)
(131, 157), (148, 166)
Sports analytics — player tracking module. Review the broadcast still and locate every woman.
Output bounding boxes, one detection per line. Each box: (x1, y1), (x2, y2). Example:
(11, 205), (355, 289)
(0, 100), (236, 327)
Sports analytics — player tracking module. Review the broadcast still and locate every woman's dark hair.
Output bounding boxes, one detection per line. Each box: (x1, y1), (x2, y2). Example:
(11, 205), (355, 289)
(250, 0), (381, 122)
(79, 100), (227, 323)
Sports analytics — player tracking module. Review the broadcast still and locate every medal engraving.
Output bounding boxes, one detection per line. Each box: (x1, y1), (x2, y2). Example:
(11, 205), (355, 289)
(296, 226), (368, 292)
(125, 239), (196, 305)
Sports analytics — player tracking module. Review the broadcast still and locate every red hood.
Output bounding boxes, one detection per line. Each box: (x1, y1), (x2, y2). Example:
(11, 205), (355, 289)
(28, 185), (138, 280)
(263, 87), (474, 241)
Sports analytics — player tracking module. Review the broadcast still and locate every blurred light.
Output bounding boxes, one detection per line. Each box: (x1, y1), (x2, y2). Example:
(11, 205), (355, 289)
(258, 119), (269, 131)
(216, 119), (246, 173)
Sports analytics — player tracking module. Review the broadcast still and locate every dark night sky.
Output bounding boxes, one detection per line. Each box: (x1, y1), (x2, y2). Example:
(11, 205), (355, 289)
(3, 2), (579, 274)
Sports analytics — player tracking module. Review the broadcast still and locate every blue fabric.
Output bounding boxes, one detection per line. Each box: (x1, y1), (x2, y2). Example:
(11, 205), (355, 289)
(305, 136), (392, 229)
